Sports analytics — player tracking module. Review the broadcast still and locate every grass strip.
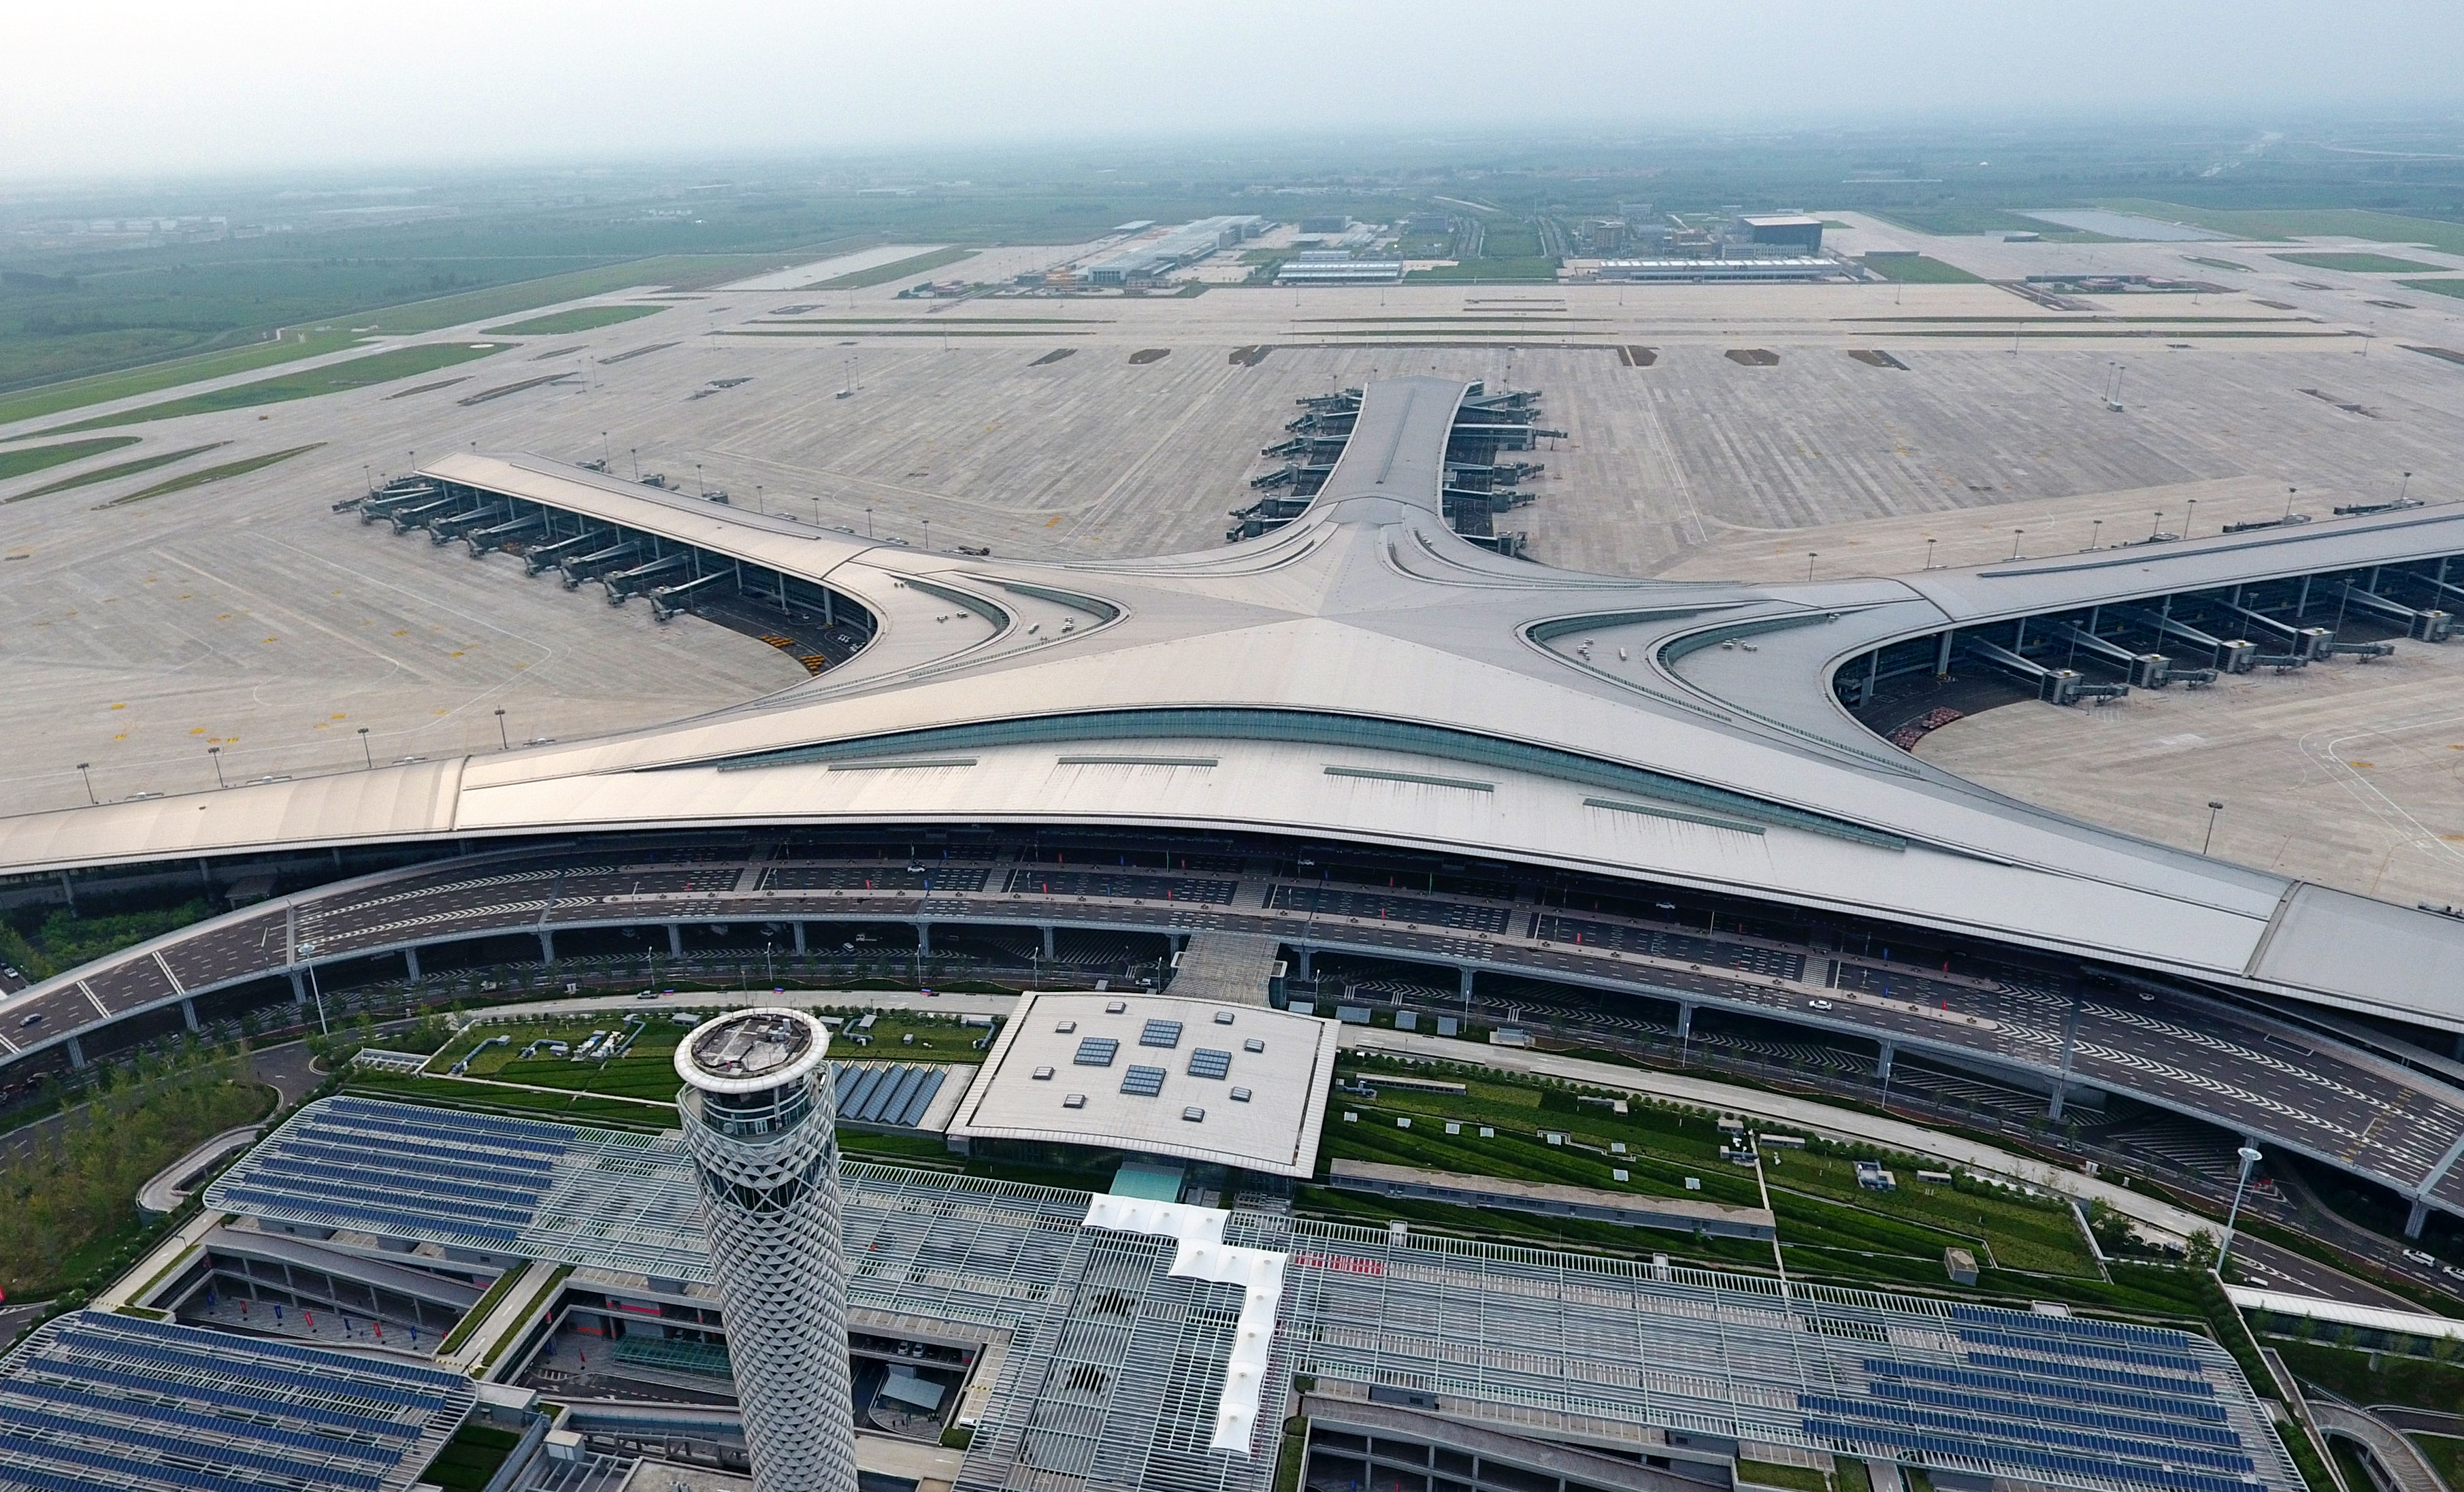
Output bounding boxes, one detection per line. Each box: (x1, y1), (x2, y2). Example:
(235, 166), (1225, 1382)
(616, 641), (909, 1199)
(0, 241), (861, 430)
(0, 331), (365, 431)
(1860, 254), (1985, 284)
(29, 343), (508, 435)
(1403, 257), (1563, 283)
(95, 444), (322, 507)
(482, 305), (666, 337)
(719, 328), (1083, 339)
(10, 443), (226, 501)
(2099, 200), (2464, 255)
(2273, 252), (2448, 273)
(804, 247), (976, 290)
(0, 437), (139, 481)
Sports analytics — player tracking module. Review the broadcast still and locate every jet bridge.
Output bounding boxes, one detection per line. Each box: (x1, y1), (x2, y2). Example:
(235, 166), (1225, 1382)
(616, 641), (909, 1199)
(1959, 637), (2121, 706)
(2331, 578), (2454, 642)
(559, 540), (642, 588)
(522, 529), (610, 575)
(602, 552), (692, 604)
(463, 513), (546, 557)
(427, 504), (510, 545)
(2035, 620), (2172, 688)
(2105, 604), (2261, 674)
(649, 571), (731, 621)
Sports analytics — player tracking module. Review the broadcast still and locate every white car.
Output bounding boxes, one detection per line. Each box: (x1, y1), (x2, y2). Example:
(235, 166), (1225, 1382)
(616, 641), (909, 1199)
(2404, 1248), (2437, 1266)
(1808, 998), (1834, 1011)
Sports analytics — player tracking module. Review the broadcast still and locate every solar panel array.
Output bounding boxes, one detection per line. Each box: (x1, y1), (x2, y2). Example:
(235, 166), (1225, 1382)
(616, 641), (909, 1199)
(1120, 1064), (1168, 1096)
(1262, 1213), (2297, 1492)
(1074, 1036), (1119, 1067)
(202, 1098), (2297, 1492)
(1187, 1048), (1232, 1079)
(832, 1062), (947, 1127)
(0, 1310), (474, 1492)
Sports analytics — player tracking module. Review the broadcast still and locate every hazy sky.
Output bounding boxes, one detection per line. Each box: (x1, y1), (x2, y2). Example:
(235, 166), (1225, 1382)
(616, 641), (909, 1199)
(8, 0), (2463, 180)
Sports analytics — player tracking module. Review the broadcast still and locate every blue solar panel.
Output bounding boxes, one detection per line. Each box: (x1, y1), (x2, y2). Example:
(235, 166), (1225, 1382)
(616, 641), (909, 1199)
(1960, 1325), (2205, 1375)
(1968, 1350), (2212, 1399)
(835, 1063), (885, 1116)
(1801, 1395), (2253, 1473)
(0, 1312), (472, 1492)
(0, 1379), (399, 1463)
(33, 1360), (417, 1438)
(1865, 1359), (2226, 1422)
(895, 1069), (945, 1126)
(1866, 1379), (2241, 1447)
(1121, 1065), (1167, 1096)
(0, 1405), (389, 1491)
(1140, 1020), (1183, 1048)
(874, 1067), (927, 1123)
(1075, 1037), (1119, 1067)
(1187, 1048), (1232, 1078)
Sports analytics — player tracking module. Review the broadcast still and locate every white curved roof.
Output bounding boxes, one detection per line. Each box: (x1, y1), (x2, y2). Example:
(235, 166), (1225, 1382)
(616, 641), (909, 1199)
(7, 377), (2464, 1026)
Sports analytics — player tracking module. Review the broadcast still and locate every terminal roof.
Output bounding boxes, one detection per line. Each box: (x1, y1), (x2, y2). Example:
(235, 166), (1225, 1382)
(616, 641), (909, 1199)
(6, 379), (2464, 1027)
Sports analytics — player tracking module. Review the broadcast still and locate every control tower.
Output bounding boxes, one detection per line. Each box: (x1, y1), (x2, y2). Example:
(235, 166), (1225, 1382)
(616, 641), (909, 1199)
(674, 1008), (861, 1492)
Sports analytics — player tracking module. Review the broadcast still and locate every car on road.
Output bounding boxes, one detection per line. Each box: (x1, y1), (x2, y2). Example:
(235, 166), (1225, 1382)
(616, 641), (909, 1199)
(1808, 998), (1833, 1011)
(2405, 1248), (2437, 1266)
(16, 1012), (40, 1028)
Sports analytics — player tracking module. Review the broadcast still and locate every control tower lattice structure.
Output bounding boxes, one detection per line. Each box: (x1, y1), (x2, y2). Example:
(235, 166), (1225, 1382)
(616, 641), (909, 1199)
(674, 1008), (861, 1492)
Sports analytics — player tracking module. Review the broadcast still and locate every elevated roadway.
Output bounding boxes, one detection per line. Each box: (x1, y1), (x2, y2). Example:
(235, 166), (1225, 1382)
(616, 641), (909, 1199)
(14, 835), (2464, 1233)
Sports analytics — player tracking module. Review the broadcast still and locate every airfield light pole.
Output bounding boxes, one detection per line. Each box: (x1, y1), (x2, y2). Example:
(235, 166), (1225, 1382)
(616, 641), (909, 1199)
(1924, 537), (1937, 569)
(695, 463), (706, 498)
(2401, 470), (2414, 503)
(631, 448), (640, 480)
(2009, 529), (2024, 560)
(303, 952), (330, 1038)
(357, 727), (372, 769)
(494, 709), (510, 750)
(602, 431), (612, 466)
(866, 508), (874, 540)
(1807, 552), (1817, 581)
(2184, 499), (2197, 537)
(2089, 519), (2103, 550)
(2150, 510), (2164, 541)
(2285, 486), (2298, 519)
(2216, 1146), (2265, 1275)
(208, 747), (224, 789)
(76, 763), (95, 806)
(2203, 800), (2224, 855)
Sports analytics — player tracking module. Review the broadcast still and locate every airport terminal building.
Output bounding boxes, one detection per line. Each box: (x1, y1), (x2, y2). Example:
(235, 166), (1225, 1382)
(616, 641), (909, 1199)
(5, 372), (2464, 1490)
